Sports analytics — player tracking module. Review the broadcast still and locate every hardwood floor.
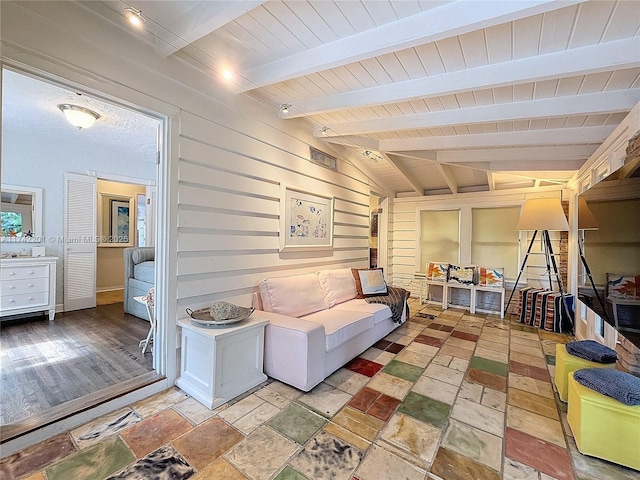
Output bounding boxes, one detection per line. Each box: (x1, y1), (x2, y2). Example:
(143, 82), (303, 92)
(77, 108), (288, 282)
(96, 289), (124, 305)
(0, 303), (155, 429)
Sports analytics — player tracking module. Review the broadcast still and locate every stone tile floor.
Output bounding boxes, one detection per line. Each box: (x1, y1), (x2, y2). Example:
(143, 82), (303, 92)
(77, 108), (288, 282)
(2, 298), (639, 480)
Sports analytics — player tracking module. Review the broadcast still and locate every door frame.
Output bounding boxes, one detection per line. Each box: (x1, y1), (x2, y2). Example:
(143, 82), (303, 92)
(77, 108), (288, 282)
(0, 59), (179, 454)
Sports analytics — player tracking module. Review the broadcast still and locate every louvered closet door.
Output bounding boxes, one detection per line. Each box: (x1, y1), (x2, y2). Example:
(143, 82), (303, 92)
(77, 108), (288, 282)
(64, 173), (97, 311)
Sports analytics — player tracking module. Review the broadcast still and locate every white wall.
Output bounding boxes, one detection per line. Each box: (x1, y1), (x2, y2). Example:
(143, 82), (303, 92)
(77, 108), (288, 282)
(0, 0), (372, 349)
(1, 115), (156, 303)
(388, 187), (566, 309)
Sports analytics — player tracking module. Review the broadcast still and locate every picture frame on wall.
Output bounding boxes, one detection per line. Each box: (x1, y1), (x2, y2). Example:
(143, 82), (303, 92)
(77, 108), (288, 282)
(110, 199), (131, 243)
(279, 185), (334, 252)
(370, 211), (379, 237)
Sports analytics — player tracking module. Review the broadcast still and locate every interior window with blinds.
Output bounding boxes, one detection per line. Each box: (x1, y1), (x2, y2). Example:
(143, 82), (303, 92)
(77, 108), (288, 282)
(420, 209), (460, 272)
(471, 206), (520, 280)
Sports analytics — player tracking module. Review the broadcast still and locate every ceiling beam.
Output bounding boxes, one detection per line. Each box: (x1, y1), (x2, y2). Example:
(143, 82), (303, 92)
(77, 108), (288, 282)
(437, 164), (459, 194)
(234, 0), (585, 92)
(155, 0), (266, 57)
(384, 154), (423, 195)
(322, 135), (380, 151)
(322, 90), (638, 137)
(456, 159), (583, 172)
(387, 151), (438, 162)
(486, 172), (496, 191)
(438, 146), (594, 163)
(287, 37), (640, 117)
(381, 125), (617, 152)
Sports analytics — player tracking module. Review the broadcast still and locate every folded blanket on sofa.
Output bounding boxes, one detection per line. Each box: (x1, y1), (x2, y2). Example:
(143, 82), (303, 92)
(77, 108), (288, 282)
(573, 368), (640, 406)
(566, 340), (617, 363)
(365, 286), (408, 324)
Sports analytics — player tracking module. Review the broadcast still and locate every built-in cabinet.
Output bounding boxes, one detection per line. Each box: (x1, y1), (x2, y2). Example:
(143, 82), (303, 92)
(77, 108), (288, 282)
(1, 256), (57, 320)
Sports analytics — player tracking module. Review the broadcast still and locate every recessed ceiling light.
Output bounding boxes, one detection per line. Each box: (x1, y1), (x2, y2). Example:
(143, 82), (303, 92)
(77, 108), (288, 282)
(222, 68), (233, 81)
(280, 104), (290, 114)
(58, 104), (101, 130)
(124, 7), (145, 28)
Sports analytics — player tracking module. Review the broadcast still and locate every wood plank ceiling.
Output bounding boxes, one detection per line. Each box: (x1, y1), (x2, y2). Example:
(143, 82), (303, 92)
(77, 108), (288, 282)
(88, 0), (640, 197)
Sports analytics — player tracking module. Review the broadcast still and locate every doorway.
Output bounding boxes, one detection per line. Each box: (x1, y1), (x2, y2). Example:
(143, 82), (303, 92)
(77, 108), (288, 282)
(1, 67), (164, 439)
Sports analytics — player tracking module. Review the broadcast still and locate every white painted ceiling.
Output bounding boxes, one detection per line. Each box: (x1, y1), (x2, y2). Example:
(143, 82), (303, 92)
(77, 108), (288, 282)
(2, 69), (160, 157)
(37, 1), (640, 196)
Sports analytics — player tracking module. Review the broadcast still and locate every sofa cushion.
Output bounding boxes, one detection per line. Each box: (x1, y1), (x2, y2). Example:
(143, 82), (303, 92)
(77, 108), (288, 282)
(133, 261), (155, 284)
(351, 268), (387, 298)
(318, 268), (357, 306)
(302, 309), (374, 352)
(333, 299), (392, 325)
(259, 273), (330, 317)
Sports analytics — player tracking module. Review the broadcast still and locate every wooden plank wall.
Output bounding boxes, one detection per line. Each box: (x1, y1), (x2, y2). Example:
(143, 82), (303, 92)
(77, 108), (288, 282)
(176, 112), (372, 310)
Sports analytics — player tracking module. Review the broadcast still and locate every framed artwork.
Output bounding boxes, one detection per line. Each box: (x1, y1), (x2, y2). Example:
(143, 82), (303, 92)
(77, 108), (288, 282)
(280, 185), (334, 252)
(110, 199), (131, 243)
(370, 211), (379, 237)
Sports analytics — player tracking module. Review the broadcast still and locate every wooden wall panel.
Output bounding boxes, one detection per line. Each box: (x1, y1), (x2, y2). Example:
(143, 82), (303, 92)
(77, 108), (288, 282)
(176, 111), (372, 309)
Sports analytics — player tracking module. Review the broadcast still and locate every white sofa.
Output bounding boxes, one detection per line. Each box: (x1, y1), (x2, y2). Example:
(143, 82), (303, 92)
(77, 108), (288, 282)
(252, 268), (407, 392)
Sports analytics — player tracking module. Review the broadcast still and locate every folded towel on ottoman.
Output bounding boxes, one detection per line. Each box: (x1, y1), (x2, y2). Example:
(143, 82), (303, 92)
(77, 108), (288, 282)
(573, 368), (640, 406)
(566, 340), (617, 364)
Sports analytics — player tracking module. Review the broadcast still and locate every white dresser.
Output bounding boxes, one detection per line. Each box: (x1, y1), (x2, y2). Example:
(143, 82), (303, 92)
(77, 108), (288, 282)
(1, 256), (58, 321)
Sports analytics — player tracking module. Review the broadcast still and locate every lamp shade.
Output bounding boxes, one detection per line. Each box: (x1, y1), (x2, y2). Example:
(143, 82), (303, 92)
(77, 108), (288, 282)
(516, 197), (569, 231)
(578, 196), (599, 230)
(58, 104), (100, 129)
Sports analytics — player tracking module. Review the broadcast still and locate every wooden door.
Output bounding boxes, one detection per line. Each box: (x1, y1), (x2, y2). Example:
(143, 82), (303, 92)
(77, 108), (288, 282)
(64, 173), (97, 311)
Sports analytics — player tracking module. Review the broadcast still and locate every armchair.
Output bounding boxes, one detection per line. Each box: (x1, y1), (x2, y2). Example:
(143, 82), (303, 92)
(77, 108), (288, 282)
(123, 247), (155, 321)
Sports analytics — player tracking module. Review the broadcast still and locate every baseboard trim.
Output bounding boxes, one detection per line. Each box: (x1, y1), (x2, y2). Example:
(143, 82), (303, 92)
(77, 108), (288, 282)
(96, 287), (125, 293)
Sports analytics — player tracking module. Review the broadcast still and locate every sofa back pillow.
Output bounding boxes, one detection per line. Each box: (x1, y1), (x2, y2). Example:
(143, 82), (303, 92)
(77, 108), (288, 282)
(318, 268), (358, 306)
(258, 273), (330, 317)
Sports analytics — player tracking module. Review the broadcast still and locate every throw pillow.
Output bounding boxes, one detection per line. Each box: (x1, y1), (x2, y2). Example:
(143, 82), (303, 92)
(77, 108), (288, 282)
(427, 262), (449, 282)
(448, 264), (476, 285)
(479, 267), (504, 287)
(606, 273), (640, 299)
(351, 268), (388, 299)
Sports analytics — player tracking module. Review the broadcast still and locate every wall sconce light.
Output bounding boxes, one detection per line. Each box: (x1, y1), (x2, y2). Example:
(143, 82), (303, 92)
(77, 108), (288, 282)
(124, 7), (146, 27)
(58, 104), (101, 130)
(280, 104), (291, 114)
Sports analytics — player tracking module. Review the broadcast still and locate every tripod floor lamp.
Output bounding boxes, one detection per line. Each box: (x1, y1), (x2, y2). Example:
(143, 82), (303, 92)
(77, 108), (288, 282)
(505, 197), (573, 326)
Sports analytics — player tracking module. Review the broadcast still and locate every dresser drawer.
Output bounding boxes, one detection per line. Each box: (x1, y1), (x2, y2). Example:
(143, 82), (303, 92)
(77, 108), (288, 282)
(1, 292), (49, 311)
(1, 277), (48, 297)
(1, 265), (49, 281)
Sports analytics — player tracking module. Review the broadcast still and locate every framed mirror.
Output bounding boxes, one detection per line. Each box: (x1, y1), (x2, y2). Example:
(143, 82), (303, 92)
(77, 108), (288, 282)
(98, 193), (134, 246)
(1, 184), (43, 242)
